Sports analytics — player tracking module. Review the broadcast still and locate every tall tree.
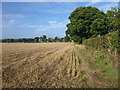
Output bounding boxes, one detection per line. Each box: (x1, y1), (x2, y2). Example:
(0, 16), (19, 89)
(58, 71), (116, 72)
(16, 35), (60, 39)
(66, 7), (109, 44)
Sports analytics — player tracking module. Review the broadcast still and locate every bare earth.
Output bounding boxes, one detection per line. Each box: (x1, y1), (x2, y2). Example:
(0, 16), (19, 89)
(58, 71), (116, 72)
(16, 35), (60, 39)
(2, 43), (118, 88)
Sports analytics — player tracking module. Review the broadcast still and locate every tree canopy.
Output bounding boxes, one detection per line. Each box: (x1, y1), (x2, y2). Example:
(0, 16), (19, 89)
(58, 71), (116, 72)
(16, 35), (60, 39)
(106, 7), (119, 32)
(66, 7), (109, 44)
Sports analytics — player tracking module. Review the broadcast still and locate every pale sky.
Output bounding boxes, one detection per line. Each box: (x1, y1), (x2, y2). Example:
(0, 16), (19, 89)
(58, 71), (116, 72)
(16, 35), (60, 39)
(2, 1), (118, 39)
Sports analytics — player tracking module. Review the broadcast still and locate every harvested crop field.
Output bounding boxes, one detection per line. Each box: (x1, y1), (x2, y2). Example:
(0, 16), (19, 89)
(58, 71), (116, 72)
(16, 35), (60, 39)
(2, 43), (118, 88)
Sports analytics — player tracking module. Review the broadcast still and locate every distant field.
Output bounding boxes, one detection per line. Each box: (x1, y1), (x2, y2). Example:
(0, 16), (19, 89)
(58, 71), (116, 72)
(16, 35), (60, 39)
(2, 43), (118, 88)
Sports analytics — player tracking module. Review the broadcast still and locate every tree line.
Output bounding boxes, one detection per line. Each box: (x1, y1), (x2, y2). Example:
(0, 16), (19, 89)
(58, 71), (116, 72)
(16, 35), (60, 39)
(65, 6), (119, 44)
(1, 35), (71, 43)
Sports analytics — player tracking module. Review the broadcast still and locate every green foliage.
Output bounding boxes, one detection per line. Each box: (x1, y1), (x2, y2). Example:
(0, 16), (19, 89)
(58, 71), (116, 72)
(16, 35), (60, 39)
(64, 35), (71, 42)
(66, 7), (109, 44)
(34, 37), (39, 43)
(40, 35), (47, 42)
(47, 38), (54, 42)
(106, 7), (119, 31)
(54, 37), (60, 42)
(83, 31), (118, 52)
(2, 35), (68, 43)
(76, 47), (118, 86)
(87, 50), (118, 81)
(2, 38), (35, 43)
(65, 6), (119, 44)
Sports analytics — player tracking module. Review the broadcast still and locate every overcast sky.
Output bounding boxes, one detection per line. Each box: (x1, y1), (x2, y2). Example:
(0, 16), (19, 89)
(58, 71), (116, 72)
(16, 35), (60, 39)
(2, 2), (118, 39)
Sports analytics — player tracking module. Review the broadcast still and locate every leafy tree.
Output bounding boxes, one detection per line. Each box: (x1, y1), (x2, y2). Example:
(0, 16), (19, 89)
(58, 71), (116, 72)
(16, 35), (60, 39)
(39, 36), (43, 42)
(48, 38), (53, 42)
(106, 7), (119, 32)
(34, 37), (39, 43)
(40, 35), (47, 42)
(60, 38), (64, 42)
(10, 39), (14, 42)
(43, 35), (47, 42)
(54, 37), (60, 42)
(64, 35), (71, 42)
(66, 7), (109, 44)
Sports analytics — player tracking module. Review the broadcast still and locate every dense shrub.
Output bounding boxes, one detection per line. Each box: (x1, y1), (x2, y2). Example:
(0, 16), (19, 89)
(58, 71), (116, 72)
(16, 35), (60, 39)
(83, 31), (118, 52)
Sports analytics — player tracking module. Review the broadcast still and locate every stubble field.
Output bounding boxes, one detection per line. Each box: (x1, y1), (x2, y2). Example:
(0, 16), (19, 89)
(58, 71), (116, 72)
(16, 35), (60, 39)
(2, 43), (118, 88)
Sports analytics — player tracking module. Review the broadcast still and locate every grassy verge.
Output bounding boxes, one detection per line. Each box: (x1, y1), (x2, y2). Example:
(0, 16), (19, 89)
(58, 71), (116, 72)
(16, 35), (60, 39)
(74, 44), (118, 88)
